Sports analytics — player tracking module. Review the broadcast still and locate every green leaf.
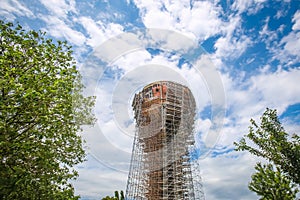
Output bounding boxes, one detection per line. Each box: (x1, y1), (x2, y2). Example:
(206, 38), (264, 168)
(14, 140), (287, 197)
(0, 20), (95, 199)
(234, 108), (300, 199)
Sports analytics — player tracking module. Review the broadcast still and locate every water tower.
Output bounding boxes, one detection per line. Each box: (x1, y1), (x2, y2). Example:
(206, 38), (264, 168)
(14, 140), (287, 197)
(126, 81), (204, 200)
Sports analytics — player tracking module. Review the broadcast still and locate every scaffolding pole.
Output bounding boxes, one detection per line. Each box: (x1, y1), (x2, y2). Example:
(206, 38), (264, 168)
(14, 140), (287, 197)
(126, 81), (205, 200)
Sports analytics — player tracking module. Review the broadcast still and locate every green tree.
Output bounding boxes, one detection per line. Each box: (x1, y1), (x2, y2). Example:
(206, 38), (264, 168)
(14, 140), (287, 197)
(102, 196), (117, 200)
(101, 191), (124, 200)
(249, 163), (298, 200)
(120, 190), (125, 200)
(0, 20), (95, 199)
(234, 108), (300, 199)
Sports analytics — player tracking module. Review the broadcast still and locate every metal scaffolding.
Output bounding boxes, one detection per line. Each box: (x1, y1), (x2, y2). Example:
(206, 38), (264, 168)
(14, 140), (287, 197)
(126, 81), (205, 200)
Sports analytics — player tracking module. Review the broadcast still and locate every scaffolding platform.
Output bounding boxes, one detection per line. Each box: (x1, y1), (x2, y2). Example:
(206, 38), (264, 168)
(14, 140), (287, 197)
(126, 81), (205, 200)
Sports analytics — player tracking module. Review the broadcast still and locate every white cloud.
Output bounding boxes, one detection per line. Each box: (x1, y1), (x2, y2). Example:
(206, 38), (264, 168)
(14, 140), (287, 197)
(145, 29), (197, 52)
(132, 0), (257, 62)
(40, 0), (77, 18)
(214, 34), (252, 59)
(250, 68), (300, 112)
(281, 32), (300, 58)
(39, 15), (86, 46)
(73, 155), (128, 198)
(259, 16), (285, 45)
(213, 9), (255, 60)
(72, 125), (131, 199)
(39, 1), (125, 49)
(292, 10), (300, 31)
(200, 151), (259, 200)
(231, 0), (267, 15)
(91, 32), (143, 63)
(199, 66), (300, 153)
(133, 0), (223, 40)
(177, 1), (223, 40)
(78, 16), (124, 48)
(222, 14), (241, 37)
(195, 66), (300, 199)
(0, 0), (33, 20)
(262, 10), (300, 65)
(142, 7), (174, 30)
(112, 50), (152, 72)
(231, 0), (253, 13)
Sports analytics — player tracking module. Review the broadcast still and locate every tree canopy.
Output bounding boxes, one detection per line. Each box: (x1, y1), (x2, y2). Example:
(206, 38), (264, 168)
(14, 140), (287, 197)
(249, 163), (298, 200)
(0, 20), (95, 199)
(234, 108), (299, 199)
(102, 191), (124, 200)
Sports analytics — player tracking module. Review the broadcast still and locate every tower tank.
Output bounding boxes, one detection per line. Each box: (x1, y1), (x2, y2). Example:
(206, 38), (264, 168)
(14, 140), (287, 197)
(126, 81), (204, 200)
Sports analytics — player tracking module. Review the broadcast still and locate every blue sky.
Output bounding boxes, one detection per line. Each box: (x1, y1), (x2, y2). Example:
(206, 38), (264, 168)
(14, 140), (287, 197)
(1, 0), (300, 199)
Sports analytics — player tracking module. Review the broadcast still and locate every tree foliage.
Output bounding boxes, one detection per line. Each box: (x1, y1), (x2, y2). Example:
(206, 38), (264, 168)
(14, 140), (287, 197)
(0, 20), (95, 199)
(234, 108), (300, 199)
(102, 191), (124, 200)
(249, 163), (298, 200)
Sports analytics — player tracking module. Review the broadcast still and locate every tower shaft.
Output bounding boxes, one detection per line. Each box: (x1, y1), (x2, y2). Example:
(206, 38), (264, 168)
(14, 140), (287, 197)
(126, 81), (204, 200)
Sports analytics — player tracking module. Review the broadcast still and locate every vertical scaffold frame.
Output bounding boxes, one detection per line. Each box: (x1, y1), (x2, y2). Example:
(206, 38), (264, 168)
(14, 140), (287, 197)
(126, 81), (205, 200)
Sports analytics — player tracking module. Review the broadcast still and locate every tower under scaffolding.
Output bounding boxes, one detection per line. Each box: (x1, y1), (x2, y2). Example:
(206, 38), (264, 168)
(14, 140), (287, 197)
(126, 81), (205, 200)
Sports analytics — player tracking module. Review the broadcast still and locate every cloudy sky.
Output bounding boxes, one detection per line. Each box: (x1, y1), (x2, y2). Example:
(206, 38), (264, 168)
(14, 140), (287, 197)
(1, 0), (300, 199)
